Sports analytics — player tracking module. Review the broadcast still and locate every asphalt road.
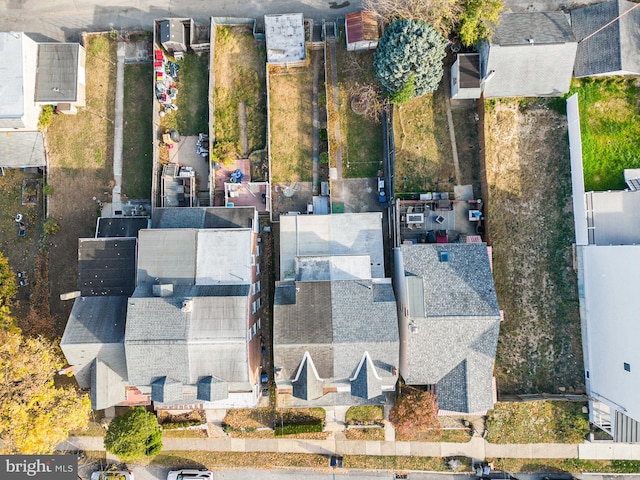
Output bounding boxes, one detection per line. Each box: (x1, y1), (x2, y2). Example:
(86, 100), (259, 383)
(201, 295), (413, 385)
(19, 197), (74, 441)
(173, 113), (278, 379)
(0, 0), (362, 41)
(86, 467), (640, 480)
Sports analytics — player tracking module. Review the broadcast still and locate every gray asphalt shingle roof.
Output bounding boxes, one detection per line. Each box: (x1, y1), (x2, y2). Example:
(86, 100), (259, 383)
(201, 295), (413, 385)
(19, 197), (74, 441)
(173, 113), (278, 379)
(399, 244), (500, 413)
(492, 12), (575, 45)
(125, 285), (249, 387)
(481, 12), (577, 98)
(273, 279), (399, 405)
(572, 0), (640, 77)
(400, 244), (499, 317)
(61, 296), (128, 345)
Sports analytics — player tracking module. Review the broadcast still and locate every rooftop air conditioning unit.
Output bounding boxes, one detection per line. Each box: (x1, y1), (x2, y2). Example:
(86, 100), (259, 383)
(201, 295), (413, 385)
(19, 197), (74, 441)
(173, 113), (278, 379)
(407, 213), (424, 224)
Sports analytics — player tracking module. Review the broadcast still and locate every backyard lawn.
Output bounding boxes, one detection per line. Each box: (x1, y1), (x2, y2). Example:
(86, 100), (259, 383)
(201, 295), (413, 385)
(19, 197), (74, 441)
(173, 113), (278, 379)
(484, 99), (584, 395)
(393, 85), (456, 194)
(335, 43), (382, 178)
(213, 25), (267, 156)
(570, 77), (640, 191)
(46, 33), (117, 330)
(160, 53), (209, 136)
(268, 68), (314, 183)
(0, 170), (44, 322)
(123, 63), (153, 199)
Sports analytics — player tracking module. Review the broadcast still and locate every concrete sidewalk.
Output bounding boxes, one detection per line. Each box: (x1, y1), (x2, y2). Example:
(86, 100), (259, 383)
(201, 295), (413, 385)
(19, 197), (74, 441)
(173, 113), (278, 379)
(59, 435), (640, 460)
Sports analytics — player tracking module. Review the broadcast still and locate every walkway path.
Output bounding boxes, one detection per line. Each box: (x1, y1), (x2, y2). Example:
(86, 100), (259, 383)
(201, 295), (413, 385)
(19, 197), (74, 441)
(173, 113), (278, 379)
(111, 41), (126, 212)
(312, 49), (321, 195)
(59, 435), (640, 461)
(327, 34), (343, 179)
(443, 67), (461, 186)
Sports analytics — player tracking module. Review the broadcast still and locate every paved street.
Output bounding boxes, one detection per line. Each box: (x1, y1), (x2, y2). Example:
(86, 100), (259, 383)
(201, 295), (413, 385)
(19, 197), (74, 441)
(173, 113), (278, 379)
(85, 466), (640, 480)
(0, 0), (362, 41)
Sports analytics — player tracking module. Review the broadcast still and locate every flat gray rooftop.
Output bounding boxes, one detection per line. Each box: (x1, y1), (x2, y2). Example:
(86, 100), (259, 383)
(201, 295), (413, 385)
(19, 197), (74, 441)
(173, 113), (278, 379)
(264, 13), (305, 63)
(586, 190), (640, 245)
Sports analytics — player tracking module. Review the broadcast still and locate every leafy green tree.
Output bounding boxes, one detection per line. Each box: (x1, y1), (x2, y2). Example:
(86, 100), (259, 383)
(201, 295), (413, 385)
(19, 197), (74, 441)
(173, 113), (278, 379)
(0, 329), (92, 453)
(457, 0), (503, 46)
(373, 20), (447, 101)
(104, 407), (163, 461)
(389, 390), (440, 438)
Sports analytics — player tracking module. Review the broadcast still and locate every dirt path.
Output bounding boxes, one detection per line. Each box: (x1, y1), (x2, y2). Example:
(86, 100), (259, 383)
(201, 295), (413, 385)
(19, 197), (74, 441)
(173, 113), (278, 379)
(312, 50), (321, 194)
(239, 101), (248, 157)
(327, 36), (343, 179)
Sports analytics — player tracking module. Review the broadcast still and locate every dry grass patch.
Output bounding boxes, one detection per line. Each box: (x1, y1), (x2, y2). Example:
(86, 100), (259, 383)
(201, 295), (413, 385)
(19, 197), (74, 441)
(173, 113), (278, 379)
(268, 68), (314, 182)
(344, 427), (385, 441)
(394, 85), (455, 194)
(335, 45), (383, 178)
(345, 455), (471, 471)
(484, 99), (583, 394)
(213, 26), (266, 155)
(153, 451), (328, 469)
(486, 401), (589, 444)
(46, 33), (117, 329)
(162, 429), (208, 439)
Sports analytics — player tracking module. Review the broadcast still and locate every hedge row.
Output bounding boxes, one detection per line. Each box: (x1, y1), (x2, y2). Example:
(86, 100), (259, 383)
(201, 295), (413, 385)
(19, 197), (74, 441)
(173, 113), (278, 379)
(161, 419), (203, 430)
(275, 421), (323, 436)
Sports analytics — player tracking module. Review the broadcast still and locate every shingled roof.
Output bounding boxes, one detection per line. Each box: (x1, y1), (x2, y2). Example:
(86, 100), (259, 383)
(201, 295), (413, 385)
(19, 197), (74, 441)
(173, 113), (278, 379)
(398, 244), (500, 413)
(481, 12), (577, 98)
(273, 279), (399, 406)
(572, 0), (640, 77)
(125, 285), (250, 390)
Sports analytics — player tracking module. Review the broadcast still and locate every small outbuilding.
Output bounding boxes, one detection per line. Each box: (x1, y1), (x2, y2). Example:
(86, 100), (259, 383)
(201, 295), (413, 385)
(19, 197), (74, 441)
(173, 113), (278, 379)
(451, 53), (481, 99)
(264, 13), (306, 64)
(345, 11), (380, 52)
(159, 19), (193, 55)
(571, 0), (640, 77)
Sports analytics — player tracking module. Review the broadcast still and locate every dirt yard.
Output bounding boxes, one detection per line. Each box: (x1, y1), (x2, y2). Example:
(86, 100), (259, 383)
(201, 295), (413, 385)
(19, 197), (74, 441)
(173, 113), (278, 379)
(483, 99), (584, 395)
(46, 33), (117, 332)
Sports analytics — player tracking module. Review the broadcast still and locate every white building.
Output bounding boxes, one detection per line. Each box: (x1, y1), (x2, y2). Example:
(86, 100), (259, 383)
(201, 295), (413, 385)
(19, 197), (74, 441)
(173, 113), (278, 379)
(568, 93), (640, 442)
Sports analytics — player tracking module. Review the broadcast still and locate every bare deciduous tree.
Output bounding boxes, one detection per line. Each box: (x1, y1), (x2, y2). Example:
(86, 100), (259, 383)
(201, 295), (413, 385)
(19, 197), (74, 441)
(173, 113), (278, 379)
(348, 82), (384, 123)
(363, 0), (463, 36)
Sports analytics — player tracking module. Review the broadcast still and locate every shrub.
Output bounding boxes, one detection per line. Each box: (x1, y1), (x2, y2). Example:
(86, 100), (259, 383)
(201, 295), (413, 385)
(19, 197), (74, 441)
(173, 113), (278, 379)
(319, 152), (329, 165)
(319, 128), (328, 142)
(390, 390), (440, 437)
(38, 105), (55, 131)
(275, 421), (323, 436)
(43, 218), (60, 236)
(104, 407), (163, 461)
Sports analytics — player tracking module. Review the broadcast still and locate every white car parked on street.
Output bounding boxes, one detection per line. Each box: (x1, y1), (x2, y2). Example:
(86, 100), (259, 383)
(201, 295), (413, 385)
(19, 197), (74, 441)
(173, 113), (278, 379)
(167, 470), (213, 480)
